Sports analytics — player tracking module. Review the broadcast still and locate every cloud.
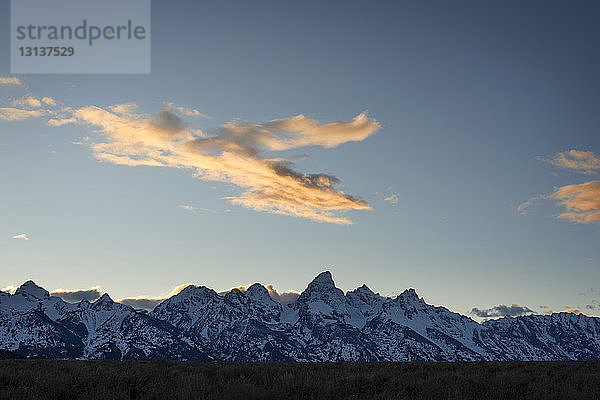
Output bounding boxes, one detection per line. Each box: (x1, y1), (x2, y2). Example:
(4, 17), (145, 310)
(178, 205), (198, 212)
(51, 287), (101, 303)
(384, 193), (399, 205)
(12, 233), (29, 241)
(117, 283), (192, 311)
(538, 150), (600, 175)
(517, 196), (540, 216)
(265, 284), (300, 304)
(0, 77), (22, 86)
(41, 97), (56, 106)
(118, 297), (163, 310)
(0, 108), (44, 121)
(53, 105), (379, 224)
(518, 181), (600, 224)
(12, 97), (42, 108)
(47, 117), (77, 127)
(167, 103), (210, 118)
(108, 103), (138, 115)
(0, 285), (18, 294)
(471, 304), (535, 318)
(548, 181), (600, 224)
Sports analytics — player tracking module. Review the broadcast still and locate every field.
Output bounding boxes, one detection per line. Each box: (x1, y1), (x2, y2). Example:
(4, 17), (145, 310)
(0, 359), (599, 399)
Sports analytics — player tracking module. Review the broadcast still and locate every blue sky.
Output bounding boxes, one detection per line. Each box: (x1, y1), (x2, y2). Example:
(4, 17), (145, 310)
(1, 0), (599, 319)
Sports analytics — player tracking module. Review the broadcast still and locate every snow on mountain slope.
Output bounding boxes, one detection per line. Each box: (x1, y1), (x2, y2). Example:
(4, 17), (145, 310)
(1, 272), (600, 361)
(0, 282), (206, 360)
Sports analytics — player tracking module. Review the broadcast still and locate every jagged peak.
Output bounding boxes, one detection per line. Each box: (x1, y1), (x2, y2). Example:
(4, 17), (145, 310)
(168, 284), (217, 302)
(15, 280), (49, 299)
(312, 271), (334, 285)
(401, 288), (418, 297)
(95, 293), (114, 304)
(349, 284), (376, 296)
(302, 271), (339, 295)
(246, 283), (271, 301)
(179, 284), (214, 295)
(396, 288), (425, 304)
(297, 271), (346, 310)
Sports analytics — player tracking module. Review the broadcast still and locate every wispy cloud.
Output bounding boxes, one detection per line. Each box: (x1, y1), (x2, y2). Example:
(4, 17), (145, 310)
(517, 196), (541, 216)
(549, 181), (600, 224)
(520, 150), (600, 224)
(384, 193), (399, 205)
(12, 233), (29, 241)
(12, 97), (42, 108)
(0, 77), (22, 86)
(41, 97), (56, 106)
(471, 304), (534, 318)
(51, 287), (101, 303)
(178, 205), (198, 212)
(538, 150), (600, 175)
(0, 108), (44, 121)
(167, 103), (210, 119)
(53, 105), (379, 224)
(10, 96), (55, 109)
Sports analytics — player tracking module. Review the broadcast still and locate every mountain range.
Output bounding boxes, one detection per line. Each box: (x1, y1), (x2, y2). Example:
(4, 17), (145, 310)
(1, 271), (599, 361)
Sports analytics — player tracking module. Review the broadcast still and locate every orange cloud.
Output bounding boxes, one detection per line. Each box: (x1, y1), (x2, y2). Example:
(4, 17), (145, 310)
(0, 107), (44, 121)
(56, 105), (379, 224)
(0, 77), (22, 86)
(12, 233), (29, 241)
(11, 96), (56, 108)
(12, 97), (42, 108)
(539, 150), (600, 175)
(549, 181), (600, 224)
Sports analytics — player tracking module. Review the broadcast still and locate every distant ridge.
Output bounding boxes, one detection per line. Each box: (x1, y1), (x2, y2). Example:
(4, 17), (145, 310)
(1, 272), (599, 361)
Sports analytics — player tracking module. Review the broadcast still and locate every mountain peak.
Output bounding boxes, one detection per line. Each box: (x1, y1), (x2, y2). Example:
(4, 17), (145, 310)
(399, 288), (422, 302)
(246, 283), (271, 302)
(95, 293), (114, 304)
(355, 284), (375, 295)
(307, 271), (335, 290)
(300, 271), (341, 298)
(15, 280), (49, 299)
(312, 271), (334, 284)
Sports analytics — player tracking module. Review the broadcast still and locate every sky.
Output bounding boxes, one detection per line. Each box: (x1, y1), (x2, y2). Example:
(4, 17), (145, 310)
(1, 0), (599, 320)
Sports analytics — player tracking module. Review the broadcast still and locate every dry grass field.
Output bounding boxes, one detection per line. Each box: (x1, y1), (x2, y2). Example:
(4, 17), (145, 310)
(0, 359), (598, 399)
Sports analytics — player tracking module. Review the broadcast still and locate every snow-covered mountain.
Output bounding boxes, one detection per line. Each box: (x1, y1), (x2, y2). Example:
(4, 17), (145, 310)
(1, 272), (599, 361)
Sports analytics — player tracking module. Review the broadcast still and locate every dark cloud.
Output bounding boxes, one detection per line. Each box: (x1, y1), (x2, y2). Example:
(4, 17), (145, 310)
(118, 298), (163, 311)
(150, 106), (186, 133)
(51, 288), (101, 303)
(471, 304), (535, 318)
